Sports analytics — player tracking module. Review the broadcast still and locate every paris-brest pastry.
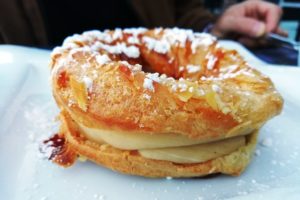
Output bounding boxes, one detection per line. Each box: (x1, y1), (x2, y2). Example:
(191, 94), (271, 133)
(47, 28), (283, 177)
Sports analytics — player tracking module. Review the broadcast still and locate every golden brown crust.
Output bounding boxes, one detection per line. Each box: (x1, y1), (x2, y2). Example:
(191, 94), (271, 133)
(60, 111), (258, 177)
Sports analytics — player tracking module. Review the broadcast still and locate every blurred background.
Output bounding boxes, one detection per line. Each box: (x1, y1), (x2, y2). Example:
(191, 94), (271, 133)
(0, 0), (299, 65)
(205, 0), (300, 65)
(206, 0), (299, 41)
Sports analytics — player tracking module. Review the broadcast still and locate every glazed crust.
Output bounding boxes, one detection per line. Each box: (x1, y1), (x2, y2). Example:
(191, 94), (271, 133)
(60, 111), (258, 178)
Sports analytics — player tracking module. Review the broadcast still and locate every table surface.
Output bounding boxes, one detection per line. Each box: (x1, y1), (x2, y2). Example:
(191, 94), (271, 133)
(0, 44), (299, 200)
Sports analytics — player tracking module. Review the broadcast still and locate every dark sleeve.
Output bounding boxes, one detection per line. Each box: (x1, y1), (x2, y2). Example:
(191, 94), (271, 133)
(130, 0), (176, 27)
(0, 0), (48, 46)
(130, 0), (216, 31)
(174, 0), (217, 31)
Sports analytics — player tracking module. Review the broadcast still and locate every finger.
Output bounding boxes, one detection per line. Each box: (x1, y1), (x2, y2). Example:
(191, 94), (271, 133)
(256, 2), (283, 32)
(219, 16), (266, 38)
(274, 27), (289, 37)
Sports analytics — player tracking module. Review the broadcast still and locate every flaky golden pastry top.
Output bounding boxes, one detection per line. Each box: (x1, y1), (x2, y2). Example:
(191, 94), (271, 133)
(50, 28), (283, 140)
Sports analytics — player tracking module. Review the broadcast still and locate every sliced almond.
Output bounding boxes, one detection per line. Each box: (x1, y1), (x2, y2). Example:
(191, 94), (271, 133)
(70, 76), (88, 111)
(205, 91), (218, 110)
(177, 90), (194, 102)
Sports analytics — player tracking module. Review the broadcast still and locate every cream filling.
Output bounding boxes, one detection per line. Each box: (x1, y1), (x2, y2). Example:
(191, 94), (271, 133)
(139, 136), (245, 163)
(78, 123), (247, 164)
(78, 122), (252, 150)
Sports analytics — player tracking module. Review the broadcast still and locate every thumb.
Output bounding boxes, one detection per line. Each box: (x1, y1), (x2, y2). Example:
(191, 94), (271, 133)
(218, 17), (266, 38)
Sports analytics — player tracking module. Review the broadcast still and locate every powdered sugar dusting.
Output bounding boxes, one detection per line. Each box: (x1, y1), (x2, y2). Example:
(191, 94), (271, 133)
(206, 54), (218, 70)
(143, 94), (152, 100)
(143, 73), (161, 92)
(51, 28), (242, 101)
(69, 46), (91, 57)
(212, 84), (221, 93)
(143, 28), (215, 54)
(123, 45), (140, 58)
(143, 37), (170, 54)
(154, 27), (162, 35)
(57, 28), (216, 65)
(123, 27), (147, 35)
(119, 61), (142, 74)
(220, 64), (239, 73)
(82, 76), (93, 92)
(146, 73), (161, 83)
(191, 33), (215, 53)
(127, 36), (140, 44)
(163, 28), (189, 47)
(112, 28), (123, 40)
(63, 34), (87, 46)
(187, 65), (201, 73)
(96, 54), (111, 65)
(143, 78), (154, 92)
(91, 42), (140, 58)
(51, 47), (65, 57)
(178, 83), (188, 92)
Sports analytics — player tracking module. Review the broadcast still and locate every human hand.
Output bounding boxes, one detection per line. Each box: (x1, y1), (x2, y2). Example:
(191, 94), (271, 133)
(211, 0), (288, 47)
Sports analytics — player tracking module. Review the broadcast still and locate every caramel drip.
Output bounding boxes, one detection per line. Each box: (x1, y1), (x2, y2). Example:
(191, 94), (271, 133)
(42, 134), (77, 167)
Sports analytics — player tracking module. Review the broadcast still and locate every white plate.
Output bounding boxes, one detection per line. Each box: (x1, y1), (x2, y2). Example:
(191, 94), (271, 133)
(0, 44), (299, 200)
